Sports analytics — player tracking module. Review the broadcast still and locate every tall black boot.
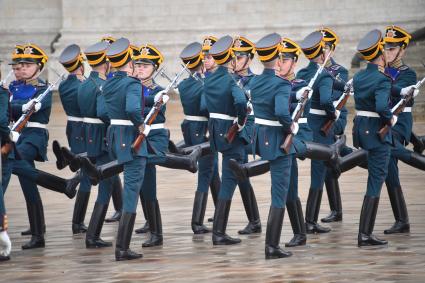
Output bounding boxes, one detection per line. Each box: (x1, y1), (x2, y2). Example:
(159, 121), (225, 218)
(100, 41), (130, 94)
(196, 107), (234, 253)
(191, 191), (210, 234)
(22, 200), (45, 249)
(212, 199), (241, 245)
(61, 147), (85, 172)
(115, 212), (142, 261)
(229, 159), (270, 182)
(105, 178), (123, 223)
(142, 200), (163, 247)
(168, 139), (184, 154)
(181, 141), (212, 157)
(384, 187), (410, 234)
(358, 196), (387, 246)
(399, 152), (425, 171)
(85, 202), (112, 248)
(411, 132), (425, 154)
(334, 149), (368, 176)
(35, 170), (79, 199)
(82, 158), (123, 186)
(265, 206), (292, 259)
(22, 201), (46, 236)
(208, 172), (221, 222)
(135, 195), (150, 234)
(305, 189), (330, 234)
(21, 203), (32, 236)
(302, 141), (338, 161)
(238, 183), (261, 234)
(285, 198), (307, 247)
(321, 173), (343, 223)
(72, 190), (90, 234)
(52, 140), (69, 170)
(159, 147), (202, 173)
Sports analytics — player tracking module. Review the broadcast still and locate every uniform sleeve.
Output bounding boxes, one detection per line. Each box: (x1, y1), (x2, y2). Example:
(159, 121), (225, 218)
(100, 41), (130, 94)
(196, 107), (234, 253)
(391, 68), (417, 98)
(275, 81), (292, 133)
(199, 89), (209, 117)
(125, 80), (143, 128)
(0, 88), (10, 139)
(96, 93), (110, 124)
(230, 79), (247, 125)
(318, 74), (336, 118)
(332, 68), (349, 96)
(375, 76), (393, 125)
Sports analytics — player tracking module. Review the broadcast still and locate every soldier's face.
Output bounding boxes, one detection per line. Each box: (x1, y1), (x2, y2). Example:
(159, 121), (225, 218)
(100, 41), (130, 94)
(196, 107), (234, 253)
(384, 46), (401, 63)
(203, 54), (216, 71)
(20, 62), (39, 80)
(135, 63), (155, 80)
(12, 64), (24, 80)
(276, 58), (294, 77)
(234, 55), (251, 72)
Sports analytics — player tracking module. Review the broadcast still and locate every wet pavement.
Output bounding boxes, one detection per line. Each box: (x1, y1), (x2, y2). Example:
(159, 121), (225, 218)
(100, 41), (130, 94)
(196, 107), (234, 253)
(1, 98), (425, 282)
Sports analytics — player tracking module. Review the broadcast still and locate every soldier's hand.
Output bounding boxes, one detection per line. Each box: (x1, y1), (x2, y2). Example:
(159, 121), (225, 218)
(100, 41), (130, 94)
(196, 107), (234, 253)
(391, 115), (398, 127)
(154, 90), (170, 104)
(334, 110), (341, 121)
(0, 231), (12, 257)
(9, 131), (19, 143)
(296, 86), (312, 100)
(22, 99), (41, 113)
(142, 124), (151, 136)
(291, 122), (299, 135)
(400, 85), (419, 97)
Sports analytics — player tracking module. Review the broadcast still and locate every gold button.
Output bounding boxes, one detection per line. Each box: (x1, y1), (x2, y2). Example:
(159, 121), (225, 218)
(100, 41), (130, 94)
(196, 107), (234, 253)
(122, 144), (126, 147)
(265, 142), (269, 145)
(220, 133), (223, 136)
(365, 130), (369, 134)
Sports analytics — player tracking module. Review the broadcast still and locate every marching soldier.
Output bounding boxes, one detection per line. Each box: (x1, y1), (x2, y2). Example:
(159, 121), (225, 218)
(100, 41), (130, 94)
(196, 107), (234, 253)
(354, 29), (395, 246)
(0, 60), (12, 261)
(58, 44), (92, 234)
(250, 33), (295, 258)
(103, 37), (148, 261)
(204, 35), (247, 245)
(78, 41), (120, 248)
(383, 26), (422, 234)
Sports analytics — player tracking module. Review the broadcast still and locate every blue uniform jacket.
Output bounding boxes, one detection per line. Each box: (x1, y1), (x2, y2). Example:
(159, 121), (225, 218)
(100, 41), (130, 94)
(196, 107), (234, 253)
(103, 71), (148, 163)
(353, 63), (393, 149)
(251, 68), (294, 160)
(0, 86), (10, 143)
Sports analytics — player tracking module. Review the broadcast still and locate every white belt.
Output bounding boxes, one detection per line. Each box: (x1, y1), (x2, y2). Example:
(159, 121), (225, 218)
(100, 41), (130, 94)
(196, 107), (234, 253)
(298, 118), (308, 124)
(150, 123), (165, 130)
(255, 118), (282, 127)
(111, 119), (134, 126)
(309, 109), (327, 116)
(356, 110), (380, 118)
(209, 113), (236, 121)
(67, 116), (84, 122)
(26, 122), (47, 129)
(403, 107), (412, 113)
(83, 117), (104, 124)
(184, 115), (208, 122)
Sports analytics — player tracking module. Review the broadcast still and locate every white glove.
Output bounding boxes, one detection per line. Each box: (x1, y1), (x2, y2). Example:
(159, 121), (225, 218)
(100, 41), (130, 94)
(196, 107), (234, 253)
(291, 122), (299, 135)
(154, 90), (170, 104)
(344, 78), (353, 92)
(9, 131), (19, 143)
(22, 99), (41, 113)
(0, 231), (12, 257)
(246, 101), (254, 115)
(142, 124), (151, 136)
(391, 115), (398, 127)
(400, 85), (419, 97)
(233, 118), (245, 132)
(296, 86), (313, 100)
(335, 110), (341, 121)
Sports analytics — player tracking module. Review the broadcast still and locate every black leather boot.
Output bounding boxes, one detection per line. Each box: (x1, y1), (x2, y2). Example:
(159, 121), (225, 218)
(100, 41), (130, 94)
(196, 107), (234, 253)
(105, 178), (123, 223)
(181, 141), (212, 157)
(265, 206), (292, 259)
(285, 198), (307, 247)
(61, 147), (85, 172)
(168, 139), (184, 154)
(52, 140), (69, 170)
(160, 147), (202, 173)
(142, 200), (163, 247)
(384, 187), (410, 234)
(334, 149), (368, 176)
(212, 199), (241, 245)
(321, 173), (343, 223)
(35, 170), (79, 199)
(115, 212), (142, 261)
(191, 191), (211, 234)
(399, 152), (425, 171)
(305, 189), (331, 234)
(411, 132), (425, 154)
(72, 190), (90, 234)
(358, 196), (387, 246)
(135, 195), (149, 234)
(85, 202), (112, 248)
(302, 141), (338, 161)
(208, 172), (221, 222)
(238, 183), (261, 235)
(21, 202), (32, 236)
(22, 200), (45, 249)
(229, 159), (270, 182)
(83, 159), (124, 186)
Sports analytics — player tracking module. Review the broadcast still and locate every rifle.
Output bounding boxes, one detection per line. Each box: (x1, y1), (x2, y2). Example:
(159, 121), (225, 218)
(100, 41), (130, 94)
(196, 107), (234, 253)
(224, 75), (252, 144)
(320, 79), (353, 136)
(280, 51), (333, 153)
(378, 76), (425, 141)
(1, 74), (66, 158)
(131, 64), (188, 153)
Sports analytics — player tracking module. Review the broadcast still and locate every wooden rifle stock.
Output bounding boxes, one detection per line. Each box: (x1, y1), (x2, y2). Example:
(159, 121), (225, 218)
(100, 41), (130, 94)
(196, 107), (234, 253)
(224, 107), (252, 144)
(320, 90), (351, 137)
